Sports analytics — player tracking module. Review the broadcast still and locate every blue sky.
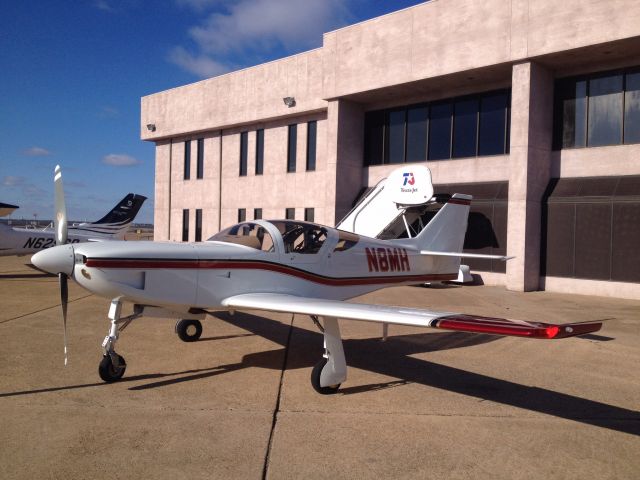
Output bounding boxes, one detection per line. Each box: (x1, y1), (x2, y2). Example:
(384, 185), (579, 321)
(0, 0), (425, 224)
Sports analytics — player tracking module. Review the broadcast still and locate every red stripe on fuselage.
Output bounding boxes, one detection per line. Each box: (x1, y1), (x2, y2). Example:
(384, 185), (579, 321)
(84, 258), (456, 286)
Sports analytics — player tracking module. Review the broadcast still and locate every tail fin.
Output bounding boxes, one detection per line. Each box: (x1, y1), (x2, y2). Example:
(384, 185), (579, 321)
(70, 193), (147, 238)
(398, 193), (471, 253)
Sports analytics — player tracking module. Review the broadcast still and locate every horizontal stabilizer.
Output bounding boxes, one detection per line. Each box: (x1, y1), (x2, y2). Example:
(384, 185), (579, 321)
(420, 250), (514, 261)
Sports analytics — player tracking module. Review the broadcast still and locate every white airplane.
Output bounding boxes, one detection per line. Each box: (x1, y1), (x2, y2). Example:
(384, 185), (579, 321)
(0, 181), (146, 256)
(32, 166), (602, 394)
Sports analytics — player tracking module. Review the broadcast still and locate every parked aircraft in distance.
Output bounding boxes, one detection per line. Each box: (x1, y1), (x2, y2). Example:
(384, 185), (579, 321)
(32, 166), (602, 394)
(1, 178), (146, 256)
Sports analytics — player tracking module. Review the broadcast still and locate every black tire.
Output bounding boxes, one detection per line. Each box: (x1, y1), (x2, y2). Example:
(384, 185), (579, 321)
(98, 354), (126, 382)
(175, 319), (203, 342)
(310, 358), (341, 395)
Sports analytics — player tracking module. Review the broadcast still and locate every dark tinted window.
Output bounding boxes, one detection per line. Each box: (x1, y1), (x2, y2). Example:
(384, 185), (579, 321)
(364, 110), (385, 165)
(240, 131), (248, 176)
(452, 97), (478, 158)
(285, 208), (295, 220)
(287, 124), (297, 172)
(406, 105), (428, 163)
(479, 91), (508, 155)
(624, 70), (640, 144)
(238, 208), (246, 223)
(304, 208), (314, 222)
(182, 209), (189, 242)
(196, 138), (204, 179)
(183, 141), (191, 180)
(254, 208), (262, 220)
(385, 109), (405, 164)
(256, 129), (264, 175)
(195, 209), (202, 242)
(559, 79), (588, 148)
(588, 73), (623, 147)
(428, 102), (452, 160)
(306, 121), (317, 171)
(553, 66), (640, 150)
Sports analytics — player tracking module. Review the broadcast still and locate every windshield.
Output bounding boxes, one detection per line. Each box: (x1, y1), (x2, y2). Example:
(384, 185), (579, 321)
(208, 222), (274, 251)
(270, 221), (328, 254)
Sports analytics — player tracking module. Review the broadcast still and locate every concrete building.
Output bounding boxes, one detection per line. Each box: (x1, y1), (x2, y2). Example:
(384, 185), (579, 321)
(141, 0), (640, 299)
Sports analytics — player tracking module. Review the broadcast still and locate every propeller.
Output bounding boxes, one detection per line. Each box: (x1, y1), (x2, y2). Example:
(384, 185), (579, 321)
(53, 165), (69, 365)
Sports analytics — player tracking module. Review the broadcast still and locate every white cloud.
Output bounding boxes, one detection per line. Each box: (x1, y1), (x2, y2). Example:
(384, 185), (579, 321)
(3, 176), (26, 187)
(170, 0), (352, 78)
(168, 46), (231, 78)
(23, 146), (52, 157)
(94, 0), (113, 12)
(102, 154), (141, 167)
(176, 0), (219, 12)
(99, 106), (119, 118)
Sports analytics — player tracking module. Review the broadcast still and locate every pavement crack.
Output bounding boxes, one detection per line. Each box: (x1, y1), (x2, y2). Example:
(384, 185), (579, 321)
(0, 294), (93, 324)
(261, 313), (294, 480)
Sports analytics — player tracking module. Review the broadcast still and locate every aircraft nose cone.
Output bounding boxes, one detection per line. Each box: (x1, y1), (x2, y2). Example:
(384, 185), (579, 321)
(32, 244), (75, 276)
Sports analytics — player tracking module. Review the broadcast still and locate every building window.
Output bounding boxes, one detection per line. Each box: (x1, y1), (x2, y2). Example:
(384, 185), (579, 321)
(385, 109), (405, 164)
(304, 208), (315, 222)
(428, 102), (453, 160)
(364, 110), (385, 165)
(196, 138), (204, 179)
(406, 105), (428, 163)
(240, 131), (248, 176)
(452, 97), (479, 158)
(553, 66), (640, 149)
(184, 141), (191, 180)
(479, 91), (509, 156)
(364, 89), (510, 165)
(195, 209), (202, 242)
(306, 121), (317, 171)
(254, 208), (262, 220)
(588, 73), (623, 147)
(238, 208), (246, 223)
(285, 208), (295, 219)
(287, 124), (297, 172)
(256, 129), (264, 175)
(624, 69), (640, 144)
(182, 209), (189, 242)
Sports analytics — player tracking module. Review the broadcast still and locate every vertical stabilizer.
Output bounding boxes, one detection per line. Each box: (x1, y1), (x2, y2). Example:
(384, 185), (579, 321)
(410, 194), (471, 252)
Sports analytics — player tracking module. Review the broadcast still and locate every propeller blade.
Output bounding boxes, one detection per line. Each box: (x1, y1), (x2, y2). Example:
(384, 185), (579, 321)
(59, 273), (69, 366)
(54, 165), (68, 245)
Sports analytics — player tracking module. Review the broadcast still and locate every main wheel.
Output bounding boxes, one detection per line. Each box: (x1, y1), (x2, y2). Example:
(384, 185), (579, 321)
(175, 319), (203, 342)
(98, 354), (126, 382)
(310, 358), (341, 395)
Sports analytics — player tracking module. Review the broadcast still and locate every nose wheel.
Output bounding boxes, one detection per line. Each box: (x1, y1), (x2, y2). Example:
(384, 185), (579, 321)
(99, 354), (126, 382)
(175, 319), (203, 342)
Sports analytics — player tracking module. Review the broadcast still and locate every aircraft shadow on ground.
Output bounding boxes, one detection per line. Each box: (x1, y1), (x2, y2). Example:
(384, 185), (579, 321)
(213, 311), (640, 437)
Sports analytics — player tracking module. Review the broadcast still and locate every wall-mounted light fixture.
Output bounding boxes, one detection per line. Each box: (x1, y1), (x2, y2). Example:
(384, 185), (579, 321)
(146, 124), (156, 132)
(283, 97), (296, 108)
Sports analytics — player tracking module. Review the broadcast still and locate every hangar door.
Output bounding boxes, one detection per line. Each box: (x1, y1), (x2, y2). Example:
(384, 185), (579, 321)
(542, 176), (640, 283)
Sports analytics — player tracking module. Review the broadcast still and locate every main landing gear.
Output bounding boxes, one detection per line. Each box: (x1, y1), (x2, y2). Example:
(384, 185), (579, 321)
(98, 299), (206, 383)
(175, 319), (203, 342)
(310, 315), (347, 394)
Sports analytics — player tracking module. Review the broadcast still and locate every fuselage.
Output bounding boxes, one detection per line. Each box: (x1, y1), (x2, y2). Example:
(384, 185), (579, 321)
(0, 223), (96, 256)
(33, 220), (459, 313)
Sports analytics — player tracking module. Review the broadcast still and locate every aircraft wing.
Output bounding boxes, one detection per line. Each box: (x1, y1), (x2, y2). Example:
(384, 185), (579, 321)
(221, 293), (602, 339)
